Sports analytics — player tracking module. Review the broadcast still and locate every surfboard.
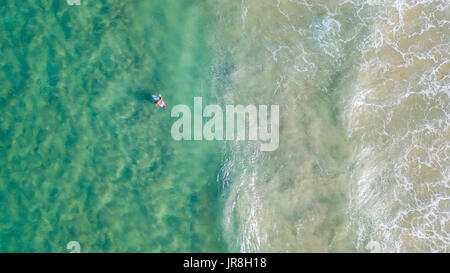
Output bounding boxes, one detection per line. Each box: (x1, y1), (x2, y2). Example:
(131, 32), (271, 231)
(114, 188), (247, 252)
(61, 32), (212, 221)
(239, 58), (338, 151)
(152, 95), (167, 109)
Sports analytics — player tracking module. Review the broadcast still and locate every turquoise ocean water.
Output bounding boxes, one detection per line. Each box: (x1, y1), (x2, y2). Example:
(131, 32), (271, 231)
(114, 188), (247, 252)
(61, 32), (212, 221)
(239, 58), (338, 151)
(1, 0), (225, 252)
(1, 0), (449, 252)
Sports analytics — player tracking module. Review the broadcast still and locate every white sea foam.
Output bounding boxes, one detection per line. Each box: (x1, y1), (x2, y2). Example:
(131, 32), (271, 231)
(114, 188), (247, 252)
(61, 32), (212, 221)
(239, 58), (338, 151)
(347, 0), (449, 252)
(213, 0), (449, 252)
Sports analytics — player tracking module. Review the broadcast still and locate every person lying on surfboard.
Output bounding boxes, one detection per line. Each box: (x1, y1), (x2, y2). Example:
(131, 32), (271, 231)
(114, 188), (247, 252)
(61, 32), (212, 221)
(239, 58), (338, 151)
(152, 94), (167, 109)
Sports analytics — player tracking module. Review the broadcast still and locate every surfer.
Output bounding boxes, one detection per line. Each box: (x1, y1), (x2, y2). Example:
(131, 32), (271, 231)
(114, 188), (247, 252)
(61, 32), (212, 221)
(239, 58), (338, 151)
(152, 94), (167, 109)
